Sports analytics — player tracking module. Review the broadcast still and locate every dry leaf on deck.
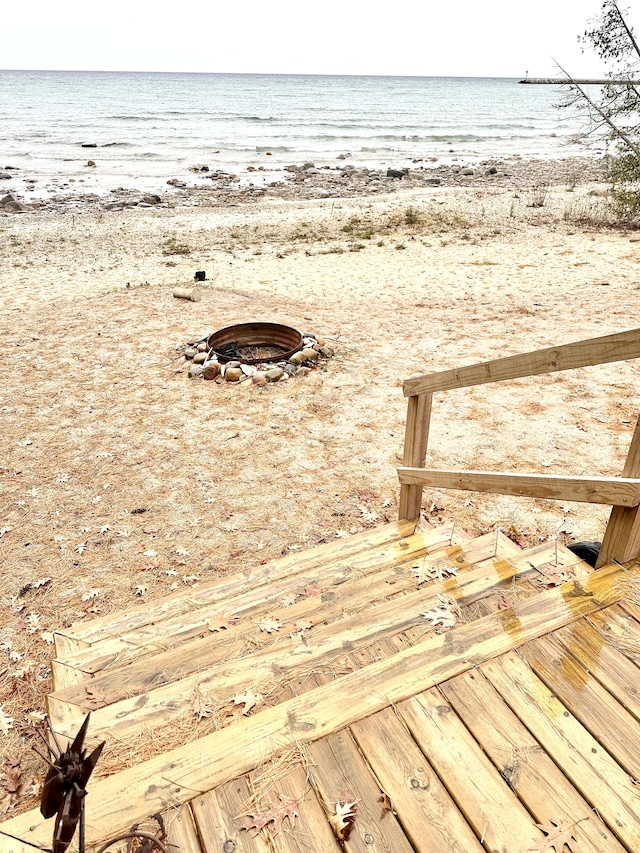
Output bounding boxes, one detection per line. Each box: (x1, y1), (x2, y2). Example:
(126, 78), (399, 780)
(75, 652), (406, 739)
(233, 689), (263, 715)
(533, 567), (576, 589)
(84, 686), (109, 710)
(329, 789), (357, 841)
(528, 817), (588, 852)
(378, 792), (393, 818)
(412, 558), (459, 585)
(191, 688), (212, 720)
(258, 618), (282, 633)
(421, 596), (458, 631)
(207, 611), (239, 632)
(243, 793), (298, 835)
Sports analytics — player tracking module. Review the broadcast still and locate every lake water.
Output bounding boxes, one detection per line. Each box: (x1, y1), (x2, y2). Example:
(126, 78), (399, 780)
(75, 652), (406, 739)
(0, 71), (599, 196)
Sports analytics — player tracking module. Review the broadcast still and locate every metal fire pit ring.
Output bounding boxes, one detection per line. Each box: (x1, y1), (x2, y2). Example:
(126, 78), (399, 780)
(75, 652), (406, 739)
(207, 322), (304, 365)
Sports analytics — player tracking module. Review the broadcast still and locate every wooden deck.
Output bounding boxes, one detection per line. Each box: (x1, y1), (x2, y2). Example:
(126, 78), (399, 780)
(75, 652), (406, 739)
(3, 518), (640, 853)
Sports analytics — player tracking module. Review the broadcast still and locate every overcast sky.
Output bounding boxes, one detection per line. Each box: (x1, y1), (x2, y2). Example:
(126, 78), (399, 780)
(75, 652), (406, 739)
(0, 0), (622, 76)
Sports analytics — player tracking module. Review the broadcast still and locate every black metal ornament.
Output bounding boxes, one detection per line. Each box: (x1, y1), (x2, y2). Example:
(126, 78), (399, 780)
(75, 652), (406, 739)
(34, 714), (105, 853)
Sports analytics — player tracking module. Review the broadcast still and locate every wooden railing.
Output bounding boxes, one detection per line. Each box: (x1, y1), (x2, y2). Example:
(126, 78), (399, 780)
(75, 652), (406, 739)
(397, 328), (640, 569)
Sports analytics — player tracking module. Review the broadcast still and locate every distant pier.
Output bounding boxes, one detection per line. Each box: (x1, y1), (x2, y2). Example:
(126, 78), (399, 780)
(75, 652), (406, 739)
(519, 78), (640, 84)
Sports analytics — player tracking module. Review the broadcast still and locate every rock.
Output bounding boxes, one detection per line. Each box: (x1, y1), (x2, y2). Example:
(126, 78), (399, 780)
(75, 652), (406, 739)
(300, 347), (319, 362)
(284, 363), (298, 376)
(226, 360), (241, 369)
(297, 366), (311, 377)
(241, 364), (257, 377)
(197, 342), (208, 352)
(461, 168), (474, 176)
(167, 178), (187, 188)
(184, 348), (197, 360)
(252, 372), (268, 386)
(142, 194), (161, 204)
(425, 178), (442, 186)
(0, 171), (11, 180)
(484, 166), (498, 176)
(387, 168), (407, 179)
(81, 143), (97, 148)
(202, 361), (221, 380)
(86, 160), (96, 167)
(188, 364), (204, 378)
(193, 352), (207, 364)
(1, 193), (18, 206)
(319, 345), (334, 358)
(4, 200), (27, 212)
(225, 367), (242, 382)
(314, 336), (325, 347)
(316, 189), (331, 198)
(288, 351), (306, 365)
(302, 162), (315, 170)
(265, 367), (284, 382)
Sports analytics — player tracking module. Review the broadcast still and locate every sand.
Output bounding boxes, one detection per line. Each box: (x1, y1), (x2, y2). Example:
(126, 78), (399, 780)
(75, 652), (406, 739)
(1, 167), (640, 809)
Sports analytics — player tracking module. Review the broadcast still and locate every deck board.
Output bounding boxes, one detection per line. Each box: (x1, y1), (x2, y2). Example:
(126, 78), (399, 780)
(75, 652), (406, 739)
(351, 707), (484, 852)
(307, 730), (414, 853)
(482, 650), (640, 851)
(442, 668), (627, 852)
(400, 688), (546, 851)
(521, 633), (640, 779)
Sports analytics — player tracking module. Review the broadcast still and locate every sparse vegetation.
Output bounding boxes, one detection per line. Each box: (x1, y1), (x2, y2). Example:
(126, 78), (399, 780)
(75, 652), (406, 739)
(162, 234), (192, 255)
(526, 183), (550, 208)
(404, 205), (421, 225)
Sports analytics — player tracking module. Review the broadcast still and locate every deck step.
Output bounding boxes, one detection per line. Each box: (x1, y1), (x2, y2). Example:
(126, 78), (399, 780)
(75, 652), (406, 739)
(51, 522), (457, 691)
(53, 519), (420, 652)
(50, 526), (518, 694)
(4, 558), (634, 852)
(46, 535), (586, 742)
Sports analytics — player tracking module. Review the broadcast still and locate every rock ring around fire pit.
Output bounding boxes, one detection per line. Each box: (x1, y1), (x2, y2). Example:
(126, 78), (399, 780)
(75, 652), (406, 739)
(182, 322), (334, 384)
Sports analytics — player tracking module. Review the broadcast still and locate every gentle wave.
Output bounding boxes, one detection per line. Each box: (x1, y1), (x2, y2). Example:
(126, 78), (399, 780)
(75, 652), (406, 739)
(0, 70), (599, 194)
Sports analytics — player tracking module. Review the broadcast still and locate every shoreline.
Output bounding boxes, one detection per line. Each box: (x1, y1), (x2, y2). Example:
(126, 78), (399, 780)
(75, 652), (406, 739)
(1, 154), (606, 214)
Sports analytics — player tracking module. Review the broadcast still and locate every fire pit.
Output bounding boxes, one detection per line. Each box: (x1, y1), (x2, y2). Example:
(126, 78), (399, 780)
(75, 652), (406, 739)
(207, 322), (303, 365)
(181, 322), (333, 384)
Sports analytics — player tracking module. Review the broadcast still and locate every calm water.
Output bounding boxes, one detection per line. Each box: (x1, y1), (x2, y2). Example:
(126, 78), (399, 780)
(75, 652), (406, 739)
(0, 71), (597, 196)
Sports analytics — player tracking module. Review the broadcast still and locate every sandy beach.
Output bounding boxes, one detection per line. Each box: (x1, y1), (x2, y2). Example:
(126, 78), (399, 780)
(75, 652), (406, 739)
(1, 157), (640, 811)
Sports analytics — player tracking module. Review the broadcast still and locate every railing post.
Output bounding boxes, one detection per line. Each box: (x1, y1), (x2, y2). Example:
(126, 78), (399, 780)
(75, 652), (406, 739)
(398, 393), (432, 520)
(598, 413), (640, 567)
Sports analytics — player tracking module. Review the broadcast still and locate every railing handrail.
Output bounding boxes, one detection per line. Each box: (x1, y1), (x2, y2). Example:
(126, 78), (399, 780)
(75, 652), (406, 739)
(403, 327), (640, 397)
(398, 328), (640, 569)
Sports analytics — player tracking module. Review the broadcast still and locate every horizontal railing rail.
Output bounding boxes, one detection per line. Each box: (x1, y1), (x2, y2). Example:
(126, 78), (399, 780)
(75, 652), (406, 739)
(398, 328), (640, 569)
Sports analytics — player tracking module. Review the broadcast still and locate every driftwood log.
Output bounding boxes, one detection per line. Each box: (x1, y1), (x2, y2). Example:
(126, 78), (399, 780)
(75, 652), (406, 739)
(172, 287), (201, 302)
